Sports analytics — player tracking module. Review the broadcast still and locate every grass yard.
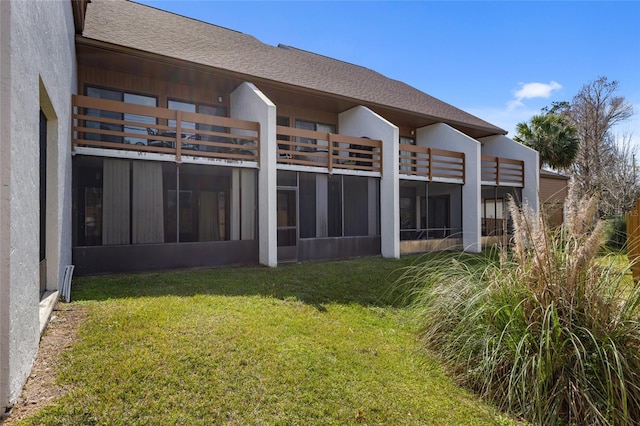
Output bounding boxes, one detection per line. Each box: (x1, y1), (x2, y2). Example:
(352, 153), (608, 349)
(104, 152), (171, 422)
(19, 256), (517, 425)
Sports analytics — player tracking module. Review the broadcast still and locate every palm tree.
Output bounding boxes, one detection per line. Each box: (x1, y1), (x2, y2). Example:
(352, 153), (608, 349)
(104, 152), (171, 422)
(514, 114), (579, 170)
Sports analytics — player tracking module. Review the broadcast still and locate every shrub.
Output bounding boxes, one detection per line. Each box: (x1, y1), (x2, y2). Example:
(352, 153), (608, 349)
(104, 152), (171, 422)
(404, 189), (640, 425)
(604, 215), (627, 251)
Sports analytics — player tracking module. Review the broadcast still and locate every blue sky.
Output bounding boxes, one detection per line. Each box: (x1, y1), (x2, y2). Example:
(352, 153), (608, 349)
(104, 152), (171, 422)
(138, 1), (640, 143)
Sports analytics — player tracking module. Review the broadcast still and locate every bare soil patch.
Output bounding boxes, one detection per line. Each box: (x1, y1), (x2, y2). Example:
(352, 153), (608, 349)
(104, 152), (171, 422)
(2, 304), (87, 425)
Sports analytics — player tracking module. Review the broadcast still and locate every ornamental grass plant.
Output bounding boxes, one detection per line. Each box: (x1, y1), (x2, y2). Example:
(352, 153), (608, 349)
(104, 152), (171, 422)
(403, 188), (640, 425)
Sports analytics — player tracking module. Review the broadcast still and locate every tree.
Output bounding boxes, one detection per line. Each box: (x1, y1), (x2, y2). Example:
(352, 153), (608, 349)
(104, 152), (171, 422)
(563, 77), (634, 210)
(598, 133), (640, 215)
(514, 113), (579, 169)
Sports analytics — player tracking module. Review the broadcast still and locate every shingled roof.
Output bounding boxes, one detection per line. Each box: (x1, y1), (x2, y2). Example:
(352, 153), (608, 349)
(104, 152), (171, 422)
(81, 0), (506, 135)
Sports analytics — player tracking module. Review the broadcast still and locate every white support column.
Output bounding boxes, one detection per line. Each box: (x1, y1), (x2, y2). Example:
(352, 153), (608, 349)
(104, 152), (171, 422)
(230, 82), (277, 267)
(339, 106), (399, 258)
(480, 135), (540, 213)
(417, 123), (481, 252)
(368, 178), (378, 236)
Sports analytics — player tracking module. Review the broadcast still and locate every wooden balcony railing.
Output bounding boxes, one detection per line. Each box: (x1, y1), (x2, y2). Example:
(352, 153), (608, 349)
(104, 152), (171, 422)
(481, 155), (525, 187)
(398, 144), (465, 183)
(72, 95), (260, 163)
(276, 126), (382, 174)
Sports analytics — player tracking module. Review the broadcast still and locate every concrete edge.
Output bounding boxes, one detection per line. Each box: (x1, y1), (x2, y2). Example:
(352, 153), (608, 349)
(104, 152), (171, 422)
(38, 291), (59, 336)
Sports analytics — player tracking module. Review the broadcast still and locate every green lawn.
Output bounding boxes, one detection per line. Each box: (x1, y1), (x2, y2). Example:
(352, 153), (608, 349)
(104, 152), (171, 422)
(21, 256), (516, 425)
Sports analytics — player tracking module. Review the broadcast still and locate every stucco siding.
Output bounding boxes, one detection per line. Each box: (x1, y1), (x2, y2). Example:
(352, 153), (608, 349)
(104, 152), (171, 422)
(339, 106), (399, 258)
(0, 0), (76, 409)
(480, 135), (539, 212)
(230, 82), (277, 267)
(417, 123), (482, 252)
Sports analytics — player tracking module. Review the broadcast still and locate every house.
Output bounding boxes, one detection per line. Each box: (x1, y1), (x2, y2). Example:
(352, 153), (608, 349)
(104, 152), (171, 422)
(0, 0), (81, 415)
(540, 169), (570, 227)
(70, 0), (538, 274)
(0, 0), (538, 414)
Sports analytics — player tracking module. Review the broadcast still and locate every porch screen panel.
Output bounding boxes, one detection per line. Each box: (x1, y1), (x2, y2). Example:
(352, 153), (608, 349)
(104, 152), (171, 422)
(327, 175), (342, 237)
(102, 159), (130, 245)
(132, 161), (164, 244)
(299, 173), (316, 238)
(315, 174), (328, 238)
(198, 192), (220, 241)
(240, 169), (256, 240)
(179, 164), (231, 242)
(343, 176), (369, 236)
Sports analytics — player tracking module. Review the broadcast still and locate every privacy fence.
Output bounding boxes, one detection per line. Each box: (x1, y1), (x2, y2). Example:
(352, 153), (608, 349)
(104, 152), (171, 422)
(626, 199), (640, 281)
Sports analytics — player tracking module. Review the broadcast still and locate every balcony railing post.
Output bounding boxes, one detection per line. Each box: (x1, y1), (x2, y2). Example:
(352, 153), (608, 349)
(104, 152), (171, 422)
(378, 139), (382, 175)
(461, 153), (465, 184)
(175, 110), (182, 162)
(256, 122), (261, 167)
(427, 147), (433, 181)
(328, 133), (333, 173)
(71, 94), (77, 153)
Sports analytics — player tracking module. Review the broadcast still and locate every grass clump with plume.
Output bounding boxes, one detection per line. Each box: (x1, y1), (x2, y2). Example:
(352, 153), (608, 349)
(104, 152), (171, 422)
(404, 189), (640, 425)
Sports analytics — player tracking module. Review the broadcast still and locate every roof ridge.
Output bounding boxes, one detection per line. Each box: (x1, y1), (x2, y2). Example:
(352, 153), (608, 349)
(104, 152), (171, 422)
(129, 0), (246, 36)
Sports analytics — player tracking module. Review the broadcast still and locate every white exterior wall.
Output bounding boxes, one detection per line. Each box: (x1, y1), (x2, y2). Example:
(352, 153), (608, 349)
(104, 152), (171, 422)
(416, 123), (482, 252)
(0, 0), (76, 410)
(230, 82), (277, 267)
(339, 106), (399, 258)
(479, 135), (540, 212)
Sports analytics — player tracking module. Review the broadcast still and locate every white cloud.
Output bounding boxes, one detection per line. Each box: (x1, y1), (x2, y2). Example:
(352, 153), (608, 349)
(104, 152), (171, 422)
(508, 81), (563, 111)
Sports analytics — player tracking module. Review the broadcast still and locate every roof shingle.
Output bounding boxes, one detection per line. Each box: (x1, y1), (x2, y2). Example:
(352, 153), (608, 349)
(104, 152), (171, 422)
(81, 0), (506, 135)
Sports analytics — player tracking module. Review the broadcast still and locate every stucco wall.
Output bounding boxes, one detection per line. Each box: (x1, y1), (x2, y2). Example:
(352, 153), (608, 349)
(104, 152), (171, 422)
(479, 135), (540, 213)
(0, 0), (76, 409)
(417, 123), (482, 252)
(230, 82), (277, 267)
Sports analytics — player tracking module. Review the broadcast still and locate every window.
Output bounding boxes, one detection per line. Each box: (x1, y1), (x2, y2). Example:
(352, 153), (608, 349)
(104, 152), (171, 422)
(85, 87), (156, 145)
(400, 136), (415, 172)
(167, 100), (227, 152)
(295, 119), (335, 150)
(39, 110), (47, 264)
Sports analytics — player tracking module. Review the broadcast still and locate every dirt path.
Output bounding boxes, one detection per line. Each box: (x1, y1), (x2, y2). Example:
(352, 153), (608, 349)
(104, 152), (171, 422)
(2, 305), (88, 425)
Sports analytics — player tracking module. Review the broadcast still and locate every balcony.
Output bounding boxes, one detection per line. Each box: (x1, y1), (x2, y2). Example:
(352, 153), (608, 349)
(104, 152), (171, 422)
(72, 95), (260, 164)
(276, 126), (382, 174)
(398, 144), (465, 183)
(481, 155), (525, 187)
